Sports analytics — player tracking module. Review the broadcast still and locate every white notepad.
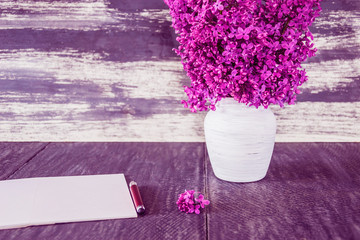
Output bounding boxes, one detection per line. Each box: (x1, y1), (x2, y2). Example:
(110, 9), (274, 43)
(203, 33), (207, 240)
(0, 174), (137, 230)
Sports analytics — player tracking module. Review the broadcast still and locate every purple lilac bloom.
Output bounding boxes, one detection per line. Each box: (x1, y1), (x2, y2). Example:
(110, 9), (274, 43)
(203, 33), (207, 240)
(164, 0), (323, 112)
(177, 190), (210, 214)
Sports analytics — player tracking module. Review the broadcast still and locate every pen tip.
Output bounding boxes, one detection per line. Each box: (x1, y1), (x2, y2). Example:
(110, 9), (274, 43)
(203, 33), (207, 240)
(137, 206), (145, 214)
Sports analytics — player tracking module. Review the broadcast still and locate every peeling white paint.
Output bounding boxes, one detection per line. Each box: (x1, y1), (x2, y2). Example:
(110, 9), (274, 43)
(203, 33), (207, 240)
(0, 1), (170, 31)
(0, 1), (359, 142)
(0, 102), (359, 142)
(302, 58), (359, 93)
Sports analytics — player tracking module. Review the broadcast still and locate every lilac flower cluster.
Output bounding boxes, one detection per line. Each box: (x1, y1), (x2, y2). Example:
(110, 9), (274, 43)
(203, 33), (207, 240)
(164, 0), (322, 112)
(176, 190), (210, 214)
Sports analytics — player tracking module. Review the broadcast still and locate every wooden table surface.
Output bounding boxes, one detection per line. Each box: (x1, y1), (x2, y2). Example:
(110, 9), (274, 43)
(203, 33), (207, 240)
(0, 142), (359, 240)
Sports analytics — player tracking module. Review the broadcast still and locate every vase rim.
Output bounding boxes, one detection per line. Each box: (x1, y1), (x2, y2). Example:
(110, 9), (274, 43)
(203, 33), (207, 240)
(216, 98), (267, 110)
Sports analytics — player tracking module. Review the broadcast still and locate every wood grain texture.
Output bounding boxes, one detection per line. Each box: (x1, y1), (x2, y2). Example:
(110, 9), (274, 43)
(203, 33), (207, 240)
(0, 0), (359, 141)
(0, 142), (206, 240)
(0, 142), (359, 239)
(206, 143), (360, 240)
(0, 142), (48, 179)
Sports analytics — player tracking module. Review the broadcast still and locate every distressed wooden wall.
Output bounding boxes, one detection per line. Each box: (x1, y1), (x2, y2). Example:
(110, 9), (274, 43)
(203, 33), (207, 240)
(0, 0), (359, 142)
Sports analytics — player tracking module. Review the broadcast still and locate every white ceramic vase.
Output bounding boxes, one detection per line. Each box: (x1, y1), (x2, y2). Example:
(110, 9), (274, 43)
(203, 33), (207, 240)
(204, 98), (276, 182)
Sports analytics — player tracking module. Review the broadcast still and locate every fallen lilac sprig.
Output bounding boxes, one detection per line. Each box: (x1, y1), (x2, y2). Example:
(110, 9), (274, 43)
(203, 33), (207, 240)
(177, 190), (210, 214)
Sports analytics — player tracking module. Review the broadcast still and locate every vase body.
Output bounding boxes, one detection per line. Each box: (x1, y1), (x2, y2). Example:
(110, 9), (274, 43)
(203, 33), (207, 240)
(204, 98), (276, 182)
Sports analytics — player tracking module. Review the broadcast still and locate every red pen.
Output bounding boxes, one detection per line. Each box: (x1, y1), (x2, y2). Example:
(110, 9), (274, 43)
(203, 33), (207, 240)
(129, 181), (145, 214)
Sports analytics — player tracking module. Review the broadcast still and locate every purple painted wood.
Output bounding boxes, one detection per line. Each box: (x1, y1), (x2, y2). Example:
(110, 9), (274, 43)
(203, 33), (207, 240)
(0, 142), (206, 240)
(0, 0), (359, 141)
(0, 142), (359, 239)
(0, 143), (49, 180)
(206, 143), (360, 240)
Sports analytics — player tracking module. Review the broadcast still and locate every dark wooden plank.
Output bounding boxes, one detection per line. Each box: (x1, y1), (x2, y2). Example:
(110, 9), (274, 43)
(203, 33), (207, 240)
(0, 142), (49, 180)
(206, 143), (360, 240)
(0, 142), (206, 240)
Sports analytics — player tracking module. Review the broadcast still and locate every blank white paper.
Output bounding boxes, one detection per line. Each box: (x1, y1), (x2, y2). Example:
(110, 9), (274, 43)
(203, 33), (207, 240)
(0, 174), (137, 230)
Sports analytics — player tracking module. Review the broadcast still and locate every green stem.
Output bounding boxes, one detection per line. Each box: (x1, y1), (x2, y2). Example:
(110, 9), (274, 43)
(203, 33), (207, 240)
(279, 18), (291, 42)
